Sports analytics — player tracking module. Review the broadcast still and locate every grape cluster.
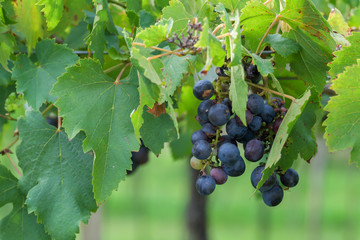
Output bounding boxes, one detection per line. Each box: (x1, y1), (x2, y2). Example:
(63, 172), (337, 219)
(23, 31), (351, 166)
(127, 140), (150, 175)
(167, 20), (202, 54)
(190, 73), (299, 207)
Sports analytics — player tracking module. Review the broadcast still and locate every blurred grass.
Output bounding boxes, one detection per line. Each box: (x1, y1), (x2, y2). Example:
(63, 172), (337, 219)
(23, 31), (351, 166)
(99, 141), (360, 240)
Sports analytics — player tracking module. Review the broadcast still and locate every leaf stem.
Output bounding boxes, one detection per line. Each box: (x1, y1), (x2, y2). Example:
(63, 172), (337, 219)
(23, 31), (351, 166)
(147, 51), (174, 61)
(108, 0), (126, 8)
(103, 63), (124, 74)
(212, 23), (225, 35)
(5, 152), (22, 177)
(132, 42), (183, 57)
(216, 32), (231, 39)
(57, 109), (62, 131)
(264, 0), (273, 5)
(115, 62), (132, 84)
(41, 103), (55, 116)
(245, 81), (295, 101)
(0, 114), (16, 121)
(255, 15), (281, 54)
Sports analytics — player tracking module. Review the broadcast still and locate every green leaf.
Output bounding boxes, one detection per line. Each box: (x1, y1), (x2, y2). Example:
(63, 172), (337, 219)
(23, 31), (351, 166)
(264, 34), (300, 58)
(252, 54), (273, 76)
(136, 19), (173, 47)
(324, 60), (360, 165)
(17, 111), (97, 240)
(0, 33), (14, 72)
(162, 0), (192, 34)
(12, 39), (79, 109)
(349, 8), (360, 27)
(51, 59), (140, 203)
(163, 54), (189, 96)
(280, 0), (335, 51)
(287, 28), (333, 94)
(257, 89), (312, 189)
(195, 18), (226, 67)
(240, 2), (276, 52)
(328, 8), (351, 36)
(127, 0), (142, 12)
(211, 0), (245, 13)
(0, 62), (11, 86)
(37, 0), (63, 31)
(328, 33), (360, 79)
(0, 165), (50, 240)
(140, 110), (176, 155)
(229, 19), (247, 125)
(14, 0), (44, 52)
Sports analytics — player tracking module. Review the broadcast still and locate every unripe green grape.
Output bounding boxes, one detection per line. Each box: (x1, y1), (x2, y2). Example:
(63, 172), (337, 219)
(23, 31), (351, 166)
(190, 156), (205, 170)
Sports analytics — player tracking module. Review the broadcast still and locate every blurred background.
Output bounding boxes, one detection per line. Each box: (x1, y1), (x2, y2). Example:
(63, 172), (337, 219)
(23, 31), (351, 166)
(77, 134), (360, 240)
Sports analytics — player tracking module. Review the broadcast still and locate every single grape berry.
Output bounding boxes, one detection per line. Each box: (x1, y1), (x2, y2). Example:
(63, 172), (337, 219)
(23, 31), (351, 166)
(280, 168), (299, 187)
(190, 157), (205, 170)
(273, 118), (283, 133)
(218, 143), (241, 165)
(247, 94), (265, 115)
(131, 144), (149, 165)
(210, 167), (228, 185)
(238, 129), (256, 146)
(248, 116), (262, 132)
(261, 104), (275, 123)
(196, 175), (216, 196)
(191, 130), (208, 144)
(226, 118), (247, 140)
(208, 103), (230, 126)
(245, 64), (262, 84)
(262, 184), (284, 207)
(217, 135), (237, 148)
(201, 123), (217, 137)
(251, 166), (277, 192)
(192, 140), (212, 160)
(245, 139), (264, 162)
(46, 116), (58, 127)
(222, 157), (246, 177)
(197, 100), (215, 122)
(193, 80), (214, 100)
(222, 98), (233, 115)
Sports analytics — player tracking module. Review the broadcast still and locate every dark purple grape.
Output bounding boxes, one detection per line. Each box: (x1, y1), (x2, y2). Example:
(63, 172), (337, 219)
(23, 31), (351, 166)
(126, 161), (139, 175)
(270, 97), (284, 108)
(131, 144), (149, 165)
(197, 100), (215, 122)
(217, 135), (237, 148)
(250, 166), (277, 192)
(238, 129), (256, 146)
(247, 94), (264, 115)
(195, 115), (208, 126)
(244, 139), (264, 162)
(222, 157), (246, 177)
(210, 168), (228, 185)
(262, 184), (284, 207)
(192, 140), (212, 160)
(191, 130), (208, 144)
(222, 98), (233, 115)
(226, 118), (247, 140)
(273, 118), (283, 133)
(208, 103), (230, 126)
(193, 80), (214, 100)
(201, 123), (217, 137)
(196, 175), (216, 195)
(245, 64), (262, 84)
(261, 104), (275, 123)
(218, 143), (241, 165)
(280, 168), (299, 187)
(46, 116), (58, 127)
(248, 116), (262, 132)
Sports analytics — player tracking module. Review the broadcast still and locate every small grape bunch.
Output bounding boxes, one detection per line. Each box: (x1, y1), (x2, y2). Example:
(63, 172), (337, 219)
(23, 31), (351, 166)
(127, 140), (150, 175)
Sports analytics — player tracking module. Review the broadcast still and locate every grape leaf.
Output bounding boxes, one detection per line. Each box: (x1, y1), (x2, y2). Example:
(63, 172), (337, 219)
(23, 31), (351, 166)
(279, 0), (335, 51)
(287, 28), (333, 94)
(162, 0), (192, 34)
(163, 54), (189, 96)
(327, 8), (351, 36)
(37, 0), (63, 31)
(328, 33), (360, 79)
(14, 0), (44, 52)
(252, 54), (273, 76)
(324, 60), (360, 165)
(264, 34), (300, 58)
(257, 89), (311, 189)
(0, 32), (14, 72)
(16, 111), (97, 240)
(140, 110), (177, 155)
(0, 64), (11, 86)
(229, 17), (247, 125)
(12, 39), (79, 109)
(51, 59), (140, 203)
(210, 0), (245, 13)
(240, 2), (276, 52)
(349, 8), (360, 27)
(0, 165), (50, 240)
(136, 19), (173, 47)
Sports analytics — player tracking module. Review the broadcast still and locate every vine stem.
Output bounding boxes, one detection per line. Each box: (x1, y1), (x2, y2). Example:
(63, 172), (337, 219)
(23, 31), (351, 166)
(3, 136), (19, 151)
(5, 152), (22, 177)
(264, 0), (273, 5)
(216, 32), (231, 39)
(255, 15), (281, 54)
(114, 62), (131, 84)
(103, 63), (123, 73)
(57, 109), (62, 131)
(41, 103), (54, 116)
(212, 23), (225, 35)
(0, 114), (16, 121)
(132, 42), (182, 56)
(147, 51), (175, 61)
(246, 81), (296, 101)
